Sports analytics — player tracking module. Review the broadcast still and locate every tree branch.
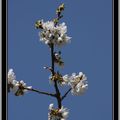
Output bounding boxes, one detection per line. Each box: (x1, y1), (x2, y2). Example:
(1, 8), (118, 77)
(50, 44), (62, 109)
(24, 87), (56, 97)
(51, 44), (55, 75)
(61, 88), (72, 100)
(51, 44), (59, 94)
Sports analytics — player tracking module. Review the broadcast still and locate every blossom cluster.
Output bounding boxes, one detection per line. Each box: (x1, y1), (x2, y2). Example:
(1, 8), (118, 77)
(48, 103), (69, 120)
(49, 72), (88, 95)
(36, 20), (71, 46)
(67, 72), (88, 95)
(8, 69), (32, 96)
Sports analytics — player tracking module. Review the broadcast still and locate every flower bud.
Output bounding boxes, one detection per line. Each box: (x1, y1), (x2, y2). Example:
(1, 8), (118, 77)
(35, 20), (43, 29)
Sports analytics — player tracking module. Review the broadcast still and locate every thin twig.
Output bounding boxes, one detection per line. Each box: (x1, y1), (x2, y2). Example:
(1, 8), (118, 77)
(50, 44), (62, 108)
(61, 88), (72, 100)
(51, 44), (59, 94)
(24, 87), (56, 97)
(51, 44), (54, 75)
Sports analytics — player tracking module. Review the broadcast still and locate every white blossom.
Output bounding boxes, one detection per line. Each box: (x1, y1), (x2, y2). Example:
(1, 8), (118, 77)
(19, 80), (32, 91)
(49, 103), (54, 110)
(48, 103), (69, 120)
(8, 69), (32, 96)
(56, 22), (67, 34)
(54, 52), (61, 60)
(14, 80), (32, 96)
(54, 52), (64, 67)
(38, 20), (71, 46)
(11, 80), (19, 93)
(8, 69), (18, 92)
(42, 21), (55, 31)
(62, 75), (69, 85)
(8, 69), (16, 84)
(68, 72), (88, 95)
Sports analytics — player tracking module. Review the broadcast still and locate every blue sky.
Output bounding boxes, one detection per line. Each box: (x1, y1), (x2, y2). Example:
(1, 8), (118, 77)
(8, 0), (112, 120)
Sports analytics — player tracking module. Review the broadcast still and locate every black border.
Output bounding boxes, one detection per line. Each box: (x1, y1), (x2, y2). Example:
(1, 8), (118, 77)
(114, 0), (118, 119)
(2, 0), (118, 120)
(2, 0), (7, 120)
